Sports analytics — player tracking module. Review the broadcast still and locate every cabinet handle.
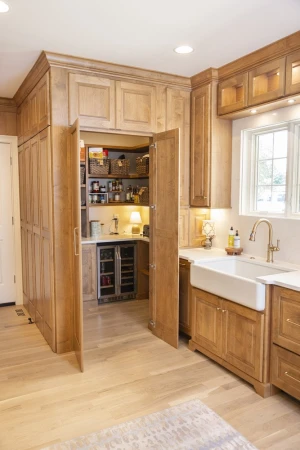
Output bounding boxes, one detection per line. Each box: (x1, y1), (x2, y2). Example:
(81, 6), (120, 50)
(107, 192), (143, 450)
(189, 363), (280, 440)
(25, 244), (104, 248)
(286, 318), (300, 327)
(216, 307), (221, 311)
(179, 263), (186, 267)
(285, 371), (300, 383)
(222, 309), (227, 313)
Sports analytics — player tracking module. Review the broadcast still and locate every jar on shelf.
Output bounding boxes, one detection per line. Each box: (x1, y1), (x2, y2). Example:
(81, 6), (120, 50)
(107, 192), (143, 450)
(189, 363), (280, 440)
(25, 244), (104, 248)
(112, 181), (116, 191)
(114, 193), (120, 201)
(100, 185), (106, 193)
(108, 181), (112, 192)
(119, 180), (123, 191)
(126, 185), (132, 201)
(92, 194), (98, 203)
(92, 181), (100, 192)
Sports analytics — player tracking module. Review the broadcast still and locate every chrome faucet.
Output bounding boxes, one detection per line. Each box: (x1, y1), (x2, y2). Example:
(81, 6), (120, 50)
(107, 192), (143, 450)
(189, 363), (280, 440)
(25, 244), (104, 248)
(249, 218), (280, 263)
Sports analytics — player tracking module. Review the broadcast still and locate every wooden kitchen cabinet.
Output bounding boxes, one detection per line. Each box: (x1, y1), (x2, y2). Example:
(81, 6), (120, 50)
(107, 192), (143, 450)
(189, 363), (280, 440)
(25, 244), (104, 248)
(286, 49), (300, 96)
(37, 72), (50, 132)
(82, 244), (97, 302)
(179, 207), (189, 248)
(190, 288), (265, 386)
(248, 57), (285, 106)
(116, 80), (156, 133)
(179, 259), (192, 336)
(271, 286), (300, 400)
(272, 286), (300, 356)
(69, 73), (116, 129)
(190, 81), (232, 208)
(218, 73), (248, 115)
(222, 299), (264, 381)
(166, 88), (190, 206)
(137, 240), (149, 300)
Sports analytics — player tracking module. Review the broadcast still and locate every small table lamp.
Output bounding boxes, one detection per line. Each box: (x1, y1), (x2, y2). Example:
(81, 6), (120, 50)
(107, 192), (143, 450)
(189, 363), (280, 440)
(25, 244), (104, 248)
(130, 211), (142, 235)
(202, 220), (216, 250)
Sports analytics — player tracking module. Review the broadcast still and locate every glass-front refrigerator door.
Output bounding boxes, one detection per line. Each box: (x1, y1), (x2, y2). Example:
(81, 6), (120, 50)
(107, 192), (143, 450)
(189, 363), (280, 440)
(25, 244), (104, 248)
(97, 245), (118, 302)
(119, 244), (136, 295)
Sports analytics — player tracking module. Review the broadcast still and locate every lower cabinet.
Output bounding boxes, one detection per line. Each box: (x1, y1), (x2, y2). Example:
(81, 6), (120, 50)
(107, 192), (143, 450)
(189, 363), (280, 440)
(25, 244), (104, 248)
(179, 259), (192, 336)
(271, 286), (300, 400)
(82, 244), (97, 302)
(190, 288), (265, 387)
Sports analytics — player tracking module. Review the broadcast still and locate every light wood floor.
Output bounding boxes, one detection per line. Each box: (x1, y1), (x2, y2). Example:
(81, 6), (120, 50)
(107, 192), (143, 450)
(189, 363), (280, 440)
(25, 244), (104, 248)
(0, 300), (300, 450)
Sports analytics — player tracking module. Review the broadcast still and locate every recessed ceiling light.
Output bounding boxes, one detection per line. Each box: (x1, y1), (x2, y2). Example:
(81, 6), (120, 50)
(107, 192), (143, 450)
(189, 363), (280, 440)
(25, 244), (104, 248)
(0, 1), (9, 12)
(287, 99), (295, 104)
(250, 109), (257, 114)
(174, 46), (194, 54)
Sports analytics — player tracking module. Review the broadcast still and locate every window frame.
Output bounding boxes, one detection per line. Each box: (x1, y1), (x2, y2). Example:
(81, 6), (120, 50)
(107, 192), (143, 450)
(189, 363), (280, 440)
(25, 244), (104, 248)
(240, 119), (300, 219)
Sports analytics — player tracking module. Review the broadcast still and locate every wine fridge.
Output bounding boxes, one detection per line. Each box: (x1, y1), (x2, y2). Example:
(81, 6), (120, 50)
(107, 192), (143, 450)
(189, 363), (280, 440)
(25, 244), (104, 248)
(97, 242), (137, 303)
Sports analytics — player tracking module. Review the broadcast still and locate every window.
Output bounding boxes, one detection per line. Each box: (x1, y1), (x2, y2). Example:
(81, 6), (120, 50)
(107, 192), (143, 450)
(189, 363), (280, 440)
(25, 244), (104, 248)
(241, 119), (300, 218)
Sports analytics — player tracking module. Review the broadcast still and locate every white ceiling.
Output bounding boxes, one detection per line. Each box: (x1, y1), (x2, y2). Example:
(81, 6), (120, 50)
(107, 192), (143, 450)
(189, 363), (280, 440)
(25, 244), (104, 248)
(0, 0), (300, 98)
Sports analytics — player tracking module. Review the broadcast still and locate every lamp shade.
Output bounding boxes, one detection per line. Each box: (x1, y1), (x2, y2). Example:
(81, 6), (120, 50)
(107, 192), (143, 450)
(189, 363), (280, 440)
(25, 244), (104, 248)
(202, 220), (216, 237)
(130, 211), (142, 224)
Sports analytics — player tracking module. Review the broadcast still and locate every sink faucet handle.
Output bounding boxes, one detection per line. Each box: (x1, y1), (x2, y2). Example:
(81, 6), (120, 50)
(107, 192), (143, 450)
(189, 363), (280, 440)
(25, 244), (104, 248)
(276, 239), (280, 250)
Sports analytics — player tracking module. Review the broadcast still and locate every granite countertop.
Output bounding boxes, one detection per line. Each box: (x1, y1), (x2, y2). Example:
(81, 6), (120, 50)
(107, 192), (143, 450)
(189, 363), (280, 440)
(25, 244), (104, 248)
(179, 247), (300, 292)
(82, 234), (149, 244)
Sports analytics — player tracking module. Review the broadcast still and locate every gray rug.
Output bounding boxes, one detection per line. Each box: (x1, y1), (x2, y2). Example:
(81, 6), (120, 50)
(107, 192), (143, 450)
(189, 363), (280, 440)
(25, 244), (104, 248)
(43, 399), (257, 449)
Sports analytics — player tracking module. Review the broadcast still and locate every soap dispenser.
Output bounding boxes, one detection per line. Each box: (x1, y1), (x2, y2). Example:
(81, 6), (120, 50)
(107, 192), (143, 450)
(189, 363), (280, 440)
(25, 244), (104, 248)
(234, 230), (240, 248)
(228, 226), (234, 247)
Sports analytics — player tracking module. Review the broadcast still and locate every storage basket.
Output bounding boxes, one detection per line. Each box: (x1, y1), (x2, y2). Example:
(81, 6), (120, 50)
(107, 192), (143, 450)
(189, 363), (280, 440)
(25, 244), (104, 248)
(80, 165), (85, 185)
(110, 159), (130, 175)
(136, 155), (149, 175)
(139, 187), (149, 205)
(89, 158), (110, 176)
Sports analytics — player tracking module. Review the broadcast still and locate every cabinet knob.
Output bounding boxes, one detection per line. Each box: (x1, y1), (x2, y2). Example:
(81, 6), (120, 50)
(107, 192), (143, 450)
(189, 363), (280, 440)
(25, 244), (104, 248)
(222, 309), (227, 313)
(216, 307), (221, 311)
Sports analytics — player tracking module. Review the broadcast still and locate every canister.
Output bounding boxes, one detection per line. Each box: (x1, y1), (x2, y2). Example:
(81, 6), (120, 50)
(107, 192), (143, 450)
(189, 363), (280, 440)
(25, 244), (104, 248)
(90, 220), (103, 237)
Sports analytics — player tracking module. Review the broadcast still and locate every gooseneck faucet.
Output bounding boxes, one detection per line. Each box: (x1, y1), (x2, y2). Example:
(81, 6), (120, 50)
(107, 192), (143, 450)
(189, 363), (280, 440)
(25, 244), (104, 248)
(249, 218), (280, 263)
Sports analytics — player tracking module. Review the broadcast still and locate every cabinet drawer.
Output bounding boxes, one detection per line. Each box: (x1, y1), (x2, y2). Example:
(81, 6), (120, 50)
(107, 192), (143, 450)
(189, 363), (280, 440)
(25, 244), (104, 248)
(271, 344), (300, 401)
(272, 287), (300, 355)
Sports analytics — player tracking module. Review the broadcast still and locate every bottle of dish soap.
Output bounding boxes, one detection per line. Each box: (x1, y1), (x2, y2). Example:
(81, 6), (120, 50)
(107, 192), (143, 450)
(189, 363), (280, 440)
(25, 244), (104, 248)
(228, 226), (234, 247)
(234, 230), (240, 248)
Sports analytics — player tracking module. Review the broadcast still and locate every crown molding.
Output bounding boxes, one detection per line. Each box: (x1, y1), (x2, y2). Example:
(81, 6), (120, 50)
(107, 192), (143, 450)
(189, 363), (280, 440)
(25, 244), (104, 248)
(14, 52), (50, 106)
(44, 51), (191, 90)
(218, 30), (300, 80)
(0, 97), (17, 113)
(190, 68), (219, 89)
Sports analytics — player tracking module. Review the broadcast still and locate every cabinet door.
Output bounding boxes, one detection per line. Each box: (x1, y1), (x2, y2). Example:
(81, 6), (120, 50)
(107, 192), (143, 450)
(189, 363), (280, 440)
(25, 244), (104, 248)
(24, 140), (32, 226)
(17, 106), (23, 146)
(272, 286), (300, 356)
(37, 72), (50, 132)
(179, 207), (189, 248)
(20, 226), (28, 307)
(29, 87), (39, 138)
(149, 129), (179, 348)
(26, 229), (35, 319)
(192, 288), (222, 357)
(23, 98), (30, 143)
(70, 120), (84, 371)
(116, 81), (156, 132)
(190, 84), (210, 207)
(248, 57), (285, 106)
(31, 135), (40, 233)
(69, 73), (115, 129)
(218, 73), (248, 115)
(179, 259), (192, 336)
(166, 89), (190, 206)
(222, 299), (264, 381)
(82, 244), (97, 301)
(286, 50), (300, 96)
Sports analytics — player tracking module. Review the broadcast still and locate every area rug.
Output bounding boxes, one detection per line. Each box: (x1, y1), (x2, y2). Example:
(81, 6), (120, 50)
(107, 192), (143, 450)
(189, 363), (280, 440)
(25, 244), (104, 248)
(43, 399), (257, 449)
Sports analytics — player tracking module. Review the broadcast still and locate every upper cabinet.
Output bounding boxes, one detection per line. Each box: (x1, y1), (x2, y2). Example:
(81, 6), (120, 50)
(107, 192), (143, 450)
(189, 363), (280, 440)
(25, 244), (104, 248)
(218, 73), (248, 115)
(17, 72), (50, 145)
(69, 73), (116, 129)
(116, 80), (156, 133)
(286, 49), (300, 96)
(190, 81), (232, 208)
(248, 57), (285, 106)
(166, 88), (190, 206)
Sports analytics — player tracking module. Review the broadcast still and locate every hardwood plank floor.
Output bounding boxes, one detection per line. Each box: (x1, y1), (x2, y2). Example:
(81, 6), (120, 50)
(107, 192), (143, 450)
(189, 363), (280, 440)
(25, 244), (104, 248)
(0, 300), (299, 450)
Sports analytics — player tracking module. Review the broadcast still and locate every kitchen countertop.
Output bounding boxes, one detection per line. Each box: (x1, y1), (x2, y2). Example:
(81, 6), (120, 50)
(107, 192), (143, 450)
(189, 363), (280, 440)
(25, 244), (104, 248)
(82, 234), (149, 244)
(179, 247), (300, 292)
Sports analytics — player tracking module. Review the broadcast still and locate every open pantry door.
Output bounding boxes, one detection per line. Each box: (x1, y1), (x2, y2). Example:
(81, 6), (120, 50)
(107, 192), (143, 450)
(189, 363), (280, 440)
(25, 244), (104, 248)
(70, 120), (84, 371)
(149, 129), (179, 349)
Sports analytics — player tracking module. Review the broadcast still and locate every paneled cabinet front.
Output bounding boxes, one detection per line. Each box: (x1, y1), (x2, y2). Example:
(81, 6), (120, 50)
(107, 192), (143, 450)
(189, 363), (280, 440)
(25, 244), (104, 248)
(116, 81), (156, 133)
(69, 73), (116, 129)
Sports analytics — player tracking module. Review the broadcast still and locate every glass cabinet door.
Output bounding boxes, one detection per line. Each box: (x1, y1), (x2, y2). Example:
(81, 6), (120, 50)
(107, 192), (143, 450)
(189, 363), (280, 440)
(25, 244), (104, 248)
(119, 244), (136, 295)
(97, 245), (117, 300)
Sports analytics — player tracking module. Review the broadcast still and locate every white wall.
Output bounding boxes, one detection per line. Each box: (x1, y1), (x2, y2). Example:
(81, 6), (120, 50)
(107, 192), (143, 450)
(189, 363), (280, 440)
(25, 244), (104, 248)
(211, 104), (300, 265)
(89, 205), (149, 235)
